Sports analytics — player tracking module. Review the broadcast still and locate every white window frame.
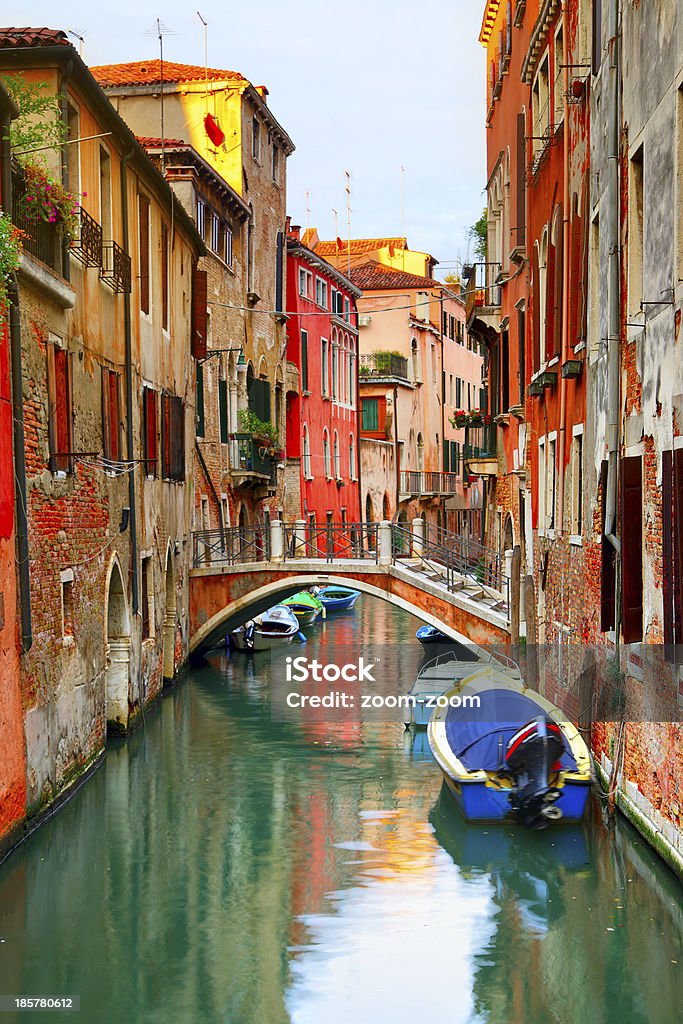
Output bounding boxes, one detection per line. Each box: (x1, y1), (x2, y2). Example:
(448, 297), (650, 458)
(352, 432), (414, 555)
(224, 224), (233, 268)
(316, 277), (328, 310)
(298, 267), (312, 299)
(570, 424), (584, 543)
(333, 431), (341, 479)
(272, 142), (280, 182)
(546, 431), (557, 535)
(349, 432), (357, 480)
(197, 199), (206, 240)
(303, 424), (312, 479)
(323, 429), (332, 479)
(538, 436), (547, 536)
(321, 337), (329, 395)
(252, 115), (261, 162)
(211, 213), (221, 254)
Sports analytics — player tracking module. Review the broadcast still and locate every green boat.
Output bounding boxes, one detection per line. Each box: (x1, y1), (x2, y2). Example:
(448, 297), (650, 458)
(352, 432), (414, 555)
(282, 591), (325, 626)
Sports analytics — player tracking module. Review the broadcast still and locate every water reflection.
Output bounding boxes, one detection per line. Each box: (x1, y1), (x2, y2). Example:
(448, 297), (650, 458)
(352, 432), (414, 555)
(0, 599), (680, 1024)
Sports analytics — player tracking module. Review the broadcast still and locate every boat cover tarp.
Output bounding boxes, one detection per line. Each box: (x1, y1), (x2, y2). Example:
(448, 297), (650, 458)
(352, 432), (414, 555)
(444, 688), (577, 772)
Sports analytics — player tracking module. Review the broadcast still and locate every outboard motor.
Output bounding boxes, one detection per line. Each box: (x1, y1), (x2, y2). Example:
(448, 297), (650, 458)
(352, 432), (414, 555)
(505, 717), (565, 829)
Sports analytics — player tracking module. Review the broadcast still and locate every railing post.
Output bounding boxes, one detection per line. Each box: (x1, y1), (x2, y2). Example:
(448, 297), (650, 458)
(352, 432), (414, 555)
(378, 520), (392, 565)
(412, 518), (425, 558)
(293, 519), (307, 558)
(271, 519), (284, 562)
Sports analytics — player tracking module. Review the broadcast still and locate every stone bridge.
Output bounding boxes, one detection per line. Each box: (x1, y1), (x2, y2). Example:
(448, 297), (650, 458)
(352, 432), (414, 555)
(189, 520), (511, 654)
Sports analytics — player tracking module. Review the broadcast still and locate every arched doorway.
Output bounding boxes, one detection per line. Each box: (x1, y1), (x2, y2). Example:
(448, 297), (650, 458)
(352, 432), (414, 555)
(502, 514), (514, 555)
(365, 493), (375, 550)
(162, 549), (177, 682)
(382, 493), (390, 521)
(105, 558), (130, 731)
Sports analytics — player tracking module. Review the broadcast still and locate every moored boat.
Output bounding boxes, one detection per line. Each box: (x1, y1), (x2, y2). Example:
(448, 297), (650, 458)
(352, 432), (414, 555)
(314, 586), (360, 612)
(427, 665), (592, 829)
(415, 624), (448, 644)
(404, 649), (484, 728)
(231, 604), (301, 652)
(282, 590), (324, 625)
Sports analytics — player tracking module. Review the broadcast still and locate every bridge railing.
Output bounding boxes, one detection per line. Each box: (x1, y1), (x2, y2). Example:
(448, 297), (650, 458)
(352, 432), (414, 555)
(193, 526), (271, 567)
(282, 522), (379, 563)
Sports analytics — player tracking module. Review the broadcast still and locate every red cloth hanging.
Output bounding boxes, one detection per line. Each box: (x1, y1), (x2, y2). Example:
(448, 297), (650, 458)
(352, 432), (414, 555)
(204, 113), (225, 147)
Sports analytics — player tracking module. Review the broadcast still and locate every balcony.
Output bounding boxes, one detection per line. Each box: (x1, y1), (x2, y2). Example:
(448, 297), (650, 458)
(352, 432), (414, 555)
(70, 206), (103, 268)
(12, 168), (63, 274)
(228, 434), (277, 494)
(100, 240), (132, 294)
(462, 262), (502, 332)
(464, 423), (497, 476)
(399, 471), (461, 498)
(359, 352), (409, 381)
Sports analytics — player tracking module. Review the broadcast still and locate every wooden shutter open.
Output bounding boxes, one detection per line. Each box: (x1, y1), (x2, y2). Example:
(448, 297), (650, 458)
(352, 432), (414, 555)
(621, 455), (643, 643)
(674, 449), (683, 643)
(143, 387), (157, 476)
(139, 195), (150, 315)
(516, 112), (526, 247)
(192, 267), (208, 359)
(545, 240), (556, 361)
(600, 460), (616, 631)
(531, 248), (541, 373)
(663, 450), (674, 647)
(219, 379), (228, 443)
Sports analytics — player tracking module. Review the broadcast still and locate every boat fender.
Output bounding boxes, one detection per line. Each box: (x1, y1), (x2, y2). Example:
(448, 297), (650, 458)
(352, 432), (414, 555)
(245, 621), (255, 649)
(297, 630), (307, 643)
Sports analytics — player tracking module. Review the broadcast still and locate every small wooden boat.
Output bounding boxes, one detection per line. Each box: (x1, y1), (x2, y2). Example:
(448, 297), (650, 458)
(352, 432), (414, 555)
(282, 590), (324, 625)
(314, 586), (360, 612)
(416, 624), (448, 644)
(427, 664), (592, 829)
(404, 649), (483, 728)
(231, 604), (301, 651)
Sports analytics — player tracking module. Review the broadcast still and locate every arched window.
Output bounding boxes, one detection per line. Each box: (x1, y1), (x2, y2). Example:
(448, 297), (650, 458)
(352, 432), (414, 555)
(550, 204), (563, 358)
(323, 429), (331, 478)
(411, 338), (419, 382)
(383, 493), (390, 520)
(333, 430), (341, 479)
(349, 432), (356, 480)
(303, 424), (312, 478)
(417, 432), (424, 472)
(532, 242), (541, 373)
(539, 228), (549, 364)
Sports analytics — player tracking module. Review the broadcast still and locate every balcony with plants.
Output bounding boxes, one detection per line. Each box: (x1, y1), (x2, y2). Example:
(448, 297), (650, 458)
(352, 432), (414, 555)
(229, 409), (282, 490)
(359, 351), (409, 381)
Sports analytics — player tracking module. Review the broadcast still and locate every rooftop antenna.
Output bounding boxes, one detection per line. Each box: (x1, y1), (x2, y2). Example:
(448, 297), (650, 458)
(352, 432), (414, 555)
(67, 28), (85, 57)
(345, 170), (352, 277)
(304, 188), (311, 231)
(197, 11), (208, 99)
(143, 18), (175, 175)
(400, 165), (406, 238)
(332, 207), (339, 240)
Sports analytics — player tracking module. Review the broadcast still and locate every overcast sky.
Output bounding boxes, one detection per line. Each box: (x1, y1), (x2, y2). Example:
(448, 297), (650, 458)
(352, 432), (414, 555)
(6, 1), (487, 276)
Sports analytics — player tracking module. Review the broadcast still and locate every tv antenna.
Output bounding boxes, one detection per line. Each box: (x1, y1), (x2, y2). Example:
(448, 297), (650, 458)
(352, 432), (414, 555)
(143, 18), (176, 174)
(67, 28), (85, 57)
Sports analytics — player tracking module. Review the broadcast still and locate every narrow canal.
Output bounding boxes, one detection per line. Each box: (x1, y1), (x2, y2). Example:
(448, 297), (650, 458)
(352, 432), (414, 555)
(0, 598), (681, 1024)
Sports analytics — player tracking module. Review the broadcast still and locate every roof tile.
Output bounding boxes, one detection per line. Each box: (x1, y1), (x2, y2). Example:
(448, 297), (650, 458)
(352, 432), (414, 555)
(91, 59), (244, 88)
(315, 237), (407, 257)
(349, 261), (442, 291)
(0, 27), (70, 48)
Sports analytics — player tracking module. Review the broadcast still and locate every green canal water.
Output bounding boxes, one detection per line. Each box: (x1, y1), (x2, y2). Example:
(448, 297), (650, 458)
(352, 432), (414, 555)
(0, 599), (682, 1024)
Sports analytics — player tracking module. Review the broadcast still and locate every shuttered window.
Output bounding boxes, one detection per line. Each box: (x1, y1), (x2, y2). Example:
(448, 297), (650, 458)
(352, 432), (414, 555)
(621, 455), (643, 643)
(138, 194), (150, 315)
(101, 367), (122, 463)
(196, 362), (205, 438)
(662, 450), (683, 649)
(600, 461), (616, 631)
(532, 247), (541, 372)
(142, 386), (157, 477)
(301, 330), (309, 391)
(192, 267), (208, 359)
(248, 376), (271, 423)
(161, 223), (169, 331)
(516, 112), (526, 246)
(219, 379), (229, 443)
(47, 343), (73, 474)
(161, 394), (185, 481)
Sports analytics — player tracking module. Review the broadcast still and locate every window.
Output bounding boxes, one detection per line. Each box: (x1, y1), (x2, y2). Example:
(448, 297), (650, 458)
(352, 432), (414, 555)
(343, 296), (351, 323)
(61, 570), (74, 640)
(547, 435), (557, 531)
(333, 431), (341, 478)
(589, 213), (600, 356)
(332, 342), (339, 400)
(219, 378), (229, 444)
(46, 340), (73, 474)
(102, 367), (122, 463)
(456, 377), (462, 408)
(516, 111), (527, 246)
(323, 430), (331, 478)
(298, 267), (312, 299)
(621, 455), (643, 643)
(554, 25), (564, 125)
(196, 361), (205, 438)
(141, 556), (153, 640)
(303, 424), (312, 478)
(531, 54), (550, 160)
(677, 86), (683, 284)
(517, 306), (526, 403)
(142, 386), (157, 476)
(360, 397), (387, 437)
(321, 338), (329, 395)
(272, 143), (280, 182)
(411, 339), (420, 382)
(197, 199), (206, 240)
(301, 330), (309, 391)
(662, 450), (683, 647)
(161, 222), (169, 332)
(252, 115), (261, 161)
(66, 101), (80, 196)
(211, 213), (220, 254)
(349, 350), (356, 407)
(600, 461), (616, 631)
(628, 146), (644, 315)
(138, 194), (151, 315)
(161, 393), (185, 481)
(99, 146), (112, 240)
(349, 432), (356, 480)
(592, 0), (602, 76)
(331, 287), (339, 315)
(316, 277), (328, 309)
(224, 224), (233, 268)
(538, 437), (546, 531)
(571, 428), (583, 536)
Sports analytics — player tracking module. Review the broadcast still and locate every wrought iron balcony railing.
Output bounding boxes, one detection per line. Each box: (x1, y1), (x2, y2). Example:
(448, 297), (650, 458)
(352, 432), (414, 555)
(399, 471), (462, 496)
(228, 434), (276, 483)
(462, 262), (502, 323)
(100, 240), (132, 294)
(359, 352), (409, 380)
(11, 169), (63, 274)
(70, 206), (103, 268)
(464, 423), (497, 460)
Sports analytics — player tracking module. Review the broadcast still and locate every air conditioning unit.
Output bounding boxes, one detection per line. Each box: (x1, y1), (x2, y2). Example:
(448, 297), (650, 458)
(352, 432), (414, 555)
(358, 314), (372, 327)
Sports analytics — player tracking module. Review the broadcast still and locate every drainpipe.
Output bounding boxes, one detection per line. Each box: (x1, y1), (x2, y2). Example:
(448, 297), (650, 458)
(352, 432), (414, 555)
(393, 384), (400, 514)
(121, 149), (139, 613)
(195, 440), (225, 548)
(556, 0), (571, 535)
(59, 60), (73, 283)
(604, 0), (622, 557)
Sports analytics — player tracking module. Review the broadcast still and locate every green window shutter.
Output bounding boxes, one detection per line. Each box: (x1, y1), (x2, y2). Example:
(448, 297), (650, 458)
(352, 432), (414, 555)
(248, 376), (271, 422)
(196, 362), (205, 438)
(219, 379), (228, 443)
(361, 398), (379, 432)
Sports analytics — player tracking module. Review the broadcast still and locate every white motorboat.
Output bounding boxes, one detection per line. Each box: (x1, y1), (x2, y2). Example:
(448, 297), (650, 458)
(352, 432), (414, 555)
(403, 649), (484, 727)
(231, 604), (301, 651)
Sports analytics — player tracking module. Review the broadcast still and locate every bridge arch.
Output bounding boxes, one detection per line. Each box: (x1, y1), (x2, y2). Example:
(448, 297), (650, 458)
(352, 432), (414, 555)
(190, 573), (480, 655)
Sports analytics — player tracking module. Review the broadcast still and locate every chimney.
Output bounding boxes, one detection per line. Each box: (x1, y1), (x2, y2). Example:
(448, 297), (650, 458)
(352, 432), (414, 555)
(290, 223), (301, 242)
(255, 85), (269, 100)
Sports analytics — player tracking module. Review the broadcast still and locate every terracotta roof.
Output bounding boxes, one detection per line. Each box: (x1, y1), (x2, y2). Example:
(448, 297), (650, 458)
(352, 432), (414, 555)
(315, 236), (407, 257)
(91, 59), (244, 88)
(0, 27), (70, 48)
(136, 136), (187, 148)
(350, 261), (442, 292)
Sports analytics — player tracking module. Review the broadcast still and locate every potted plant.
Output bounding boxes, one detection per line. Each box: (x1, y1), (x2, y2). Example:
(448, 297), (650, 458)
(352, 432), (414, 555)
(237, 409), (279, 449)
(468, 408), (484, 428)
(450, 409), (468, 429)
(0, 213), (23, 322)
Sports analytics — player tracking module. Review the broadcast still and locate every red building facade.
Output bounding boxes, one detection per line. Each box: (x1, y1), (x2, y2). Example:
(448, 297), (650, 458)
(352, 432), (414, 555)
(285, 223), (361, 528)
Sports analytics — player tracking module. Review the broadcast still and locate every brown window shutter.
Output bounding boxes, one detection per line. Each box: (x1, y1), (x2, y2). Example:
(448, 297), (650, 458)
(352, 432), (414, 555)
(53, 347), (71, 473)
(109, 371), (120, 462)
(545, 240), (556, 361)
(139, 195), (150, 314)
(161, 394), (171, 478)
(192, 267), (208, 359)
(143, 388), (157, 476)
(621, 455), (643, 643)
(600, 461), (616, 631)
(674, 449), (683, 643)
(516, 112), (526, 247)
(553, 210), (563, 357)
(161, 224), (169, 331)
(532, 248), (541, 373)
(663, 450), (674, 647)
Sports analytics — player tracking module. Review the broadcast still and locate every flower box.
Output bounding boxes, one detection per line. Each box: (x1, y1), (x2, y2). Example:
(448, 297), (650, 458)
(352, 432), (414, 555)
(561, 358), (583, 379)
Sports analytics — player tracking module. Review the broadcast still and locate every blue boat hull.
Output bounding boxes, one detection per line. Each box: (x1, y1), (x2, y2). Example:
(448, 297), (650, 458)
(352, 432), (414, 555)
(318, 590), (360, 611)
(416, 626), (447, 644)
(443, 774), (591, 824)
